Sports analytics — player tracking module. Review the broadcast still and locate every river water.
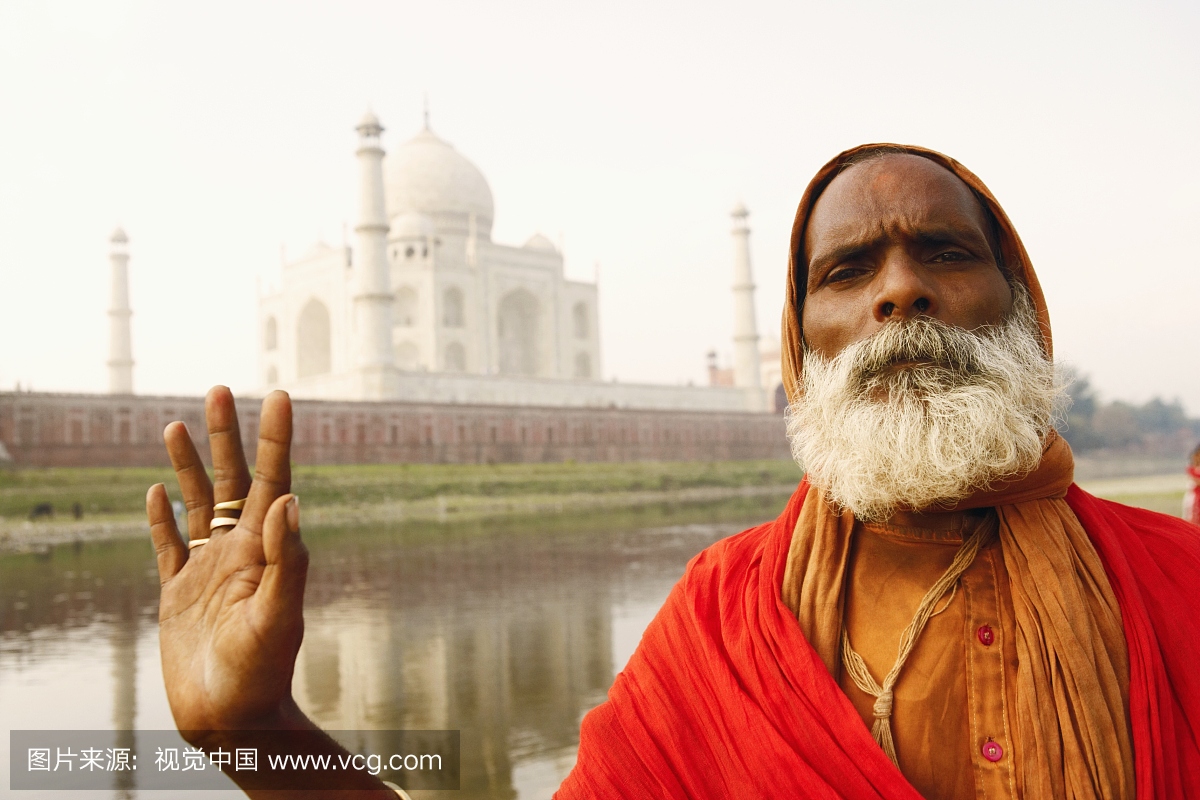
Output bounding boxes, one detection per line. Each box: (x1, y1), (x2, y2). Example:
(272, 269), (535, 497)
(0, 496), (787, 799)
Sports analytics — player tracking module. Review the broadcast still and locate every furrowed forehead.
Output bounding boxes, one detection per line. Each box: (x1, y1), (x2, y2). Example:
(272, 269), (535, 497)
(804, 153), (993, 265)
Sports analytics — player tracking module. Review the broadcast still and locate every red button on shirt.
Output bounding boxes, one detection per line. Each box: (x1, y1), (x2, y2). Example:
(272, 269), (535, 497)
(977, 625), (995, 646)
(981, 740), (1004, 762)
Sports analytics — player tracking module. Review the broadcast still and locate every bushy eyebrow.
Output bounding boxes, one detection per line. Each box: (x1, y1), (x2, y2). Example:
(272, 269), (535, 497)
(808, 224), (993, 280)
(808, 240), (876, 277)
(910, 229), (989, 250)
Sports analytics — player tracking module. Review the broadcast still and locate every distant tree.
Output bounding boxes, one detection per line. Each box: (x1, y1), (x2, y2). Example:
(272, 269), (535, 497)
(1131, 397), (1189, 435)
(1057, 366), (1103, 451)
(1093, 402), (1142, 449)
(1057, 366), (1200, 454)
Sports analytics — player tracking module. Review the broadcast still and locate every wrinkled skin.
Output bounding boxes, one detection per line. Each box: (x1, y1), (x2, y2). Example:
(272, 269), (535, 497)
(801, 153), (1014, 360)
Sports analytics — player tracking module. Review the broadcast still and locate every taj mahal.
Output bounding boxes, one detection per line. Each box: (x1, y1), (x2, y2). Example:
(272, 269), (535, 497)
(259, 110), (604, 392)
(0, 108), (795, 470)
(104, 109), (779, 414)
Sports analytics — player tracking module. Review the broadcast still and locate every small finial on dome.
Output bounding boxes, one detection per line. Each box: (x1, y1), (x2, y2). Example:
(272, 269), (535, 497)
(423, 93), (430, 130)
(523, 232), (557, 253)
(356, 108), (383, 136)
(110, 226), (128, 243)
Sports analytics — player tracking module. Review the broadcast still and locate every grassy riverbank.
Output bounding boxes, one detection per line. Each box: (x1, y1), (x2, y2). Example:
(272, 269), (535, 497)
(0, 460), (802, 518)
(0, 460), (804, 551)
(1074, 473), (1188, 517)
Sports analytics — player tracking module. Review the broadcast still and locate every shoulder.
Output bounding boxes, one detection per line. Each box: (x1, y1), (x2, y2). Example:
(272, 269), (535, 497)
(1070, 484), (1200, 561)
(1066, 485), (1200, 607)
(684, 521), (777, 578)
(631, 484), (808, 652)
(677, 482), (809, 596)
(1066, 485), (1200, 764)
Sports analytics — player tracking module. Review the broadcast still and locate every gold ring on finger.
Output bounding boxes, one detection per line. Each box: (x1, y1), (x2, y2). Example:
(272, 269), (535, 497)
(188, 537), (210, 550)
(210, 497), (247, 531)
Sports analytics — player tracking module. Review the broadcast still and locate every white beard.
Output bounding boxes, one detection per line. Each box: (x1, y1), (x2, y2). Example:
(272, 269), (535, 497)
(785, 286), (1063, 522)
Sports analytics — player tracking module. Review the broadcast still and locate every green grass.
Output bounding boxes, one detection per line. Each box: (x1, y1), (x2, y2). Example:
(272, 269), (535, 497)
(300, 492), (794, 545)
(0, 466), (178, 518)
(289, 460), (801, 507)
(1091, 491), (1185, 517)
(0, 461), (803, 520)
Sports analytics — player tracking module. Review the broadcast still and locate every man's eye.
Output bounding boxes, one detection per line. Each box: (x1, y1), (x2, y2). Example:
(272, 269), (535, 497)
(930, 251), (968, 263)
(828, 267), (863, 283)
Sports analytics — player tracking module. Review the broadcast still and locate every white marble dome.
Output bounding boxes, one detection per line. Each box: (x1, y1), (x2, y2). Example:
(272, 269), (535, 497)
(385, 128), (494, 239)
(389, 211), (435, 240)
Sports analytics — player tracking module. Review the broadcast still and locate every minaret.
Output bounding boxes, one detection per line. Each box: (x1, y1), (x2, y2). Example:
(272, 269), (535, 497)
(107, 228), (134, 394)
(352, 110), (395, 397)
(730, 203), (761, 389)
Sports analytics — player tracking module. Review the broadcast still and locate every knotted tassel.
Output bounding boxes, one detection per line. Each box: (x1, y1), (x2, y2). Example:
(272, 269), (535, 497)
(871, 689), (897, 764)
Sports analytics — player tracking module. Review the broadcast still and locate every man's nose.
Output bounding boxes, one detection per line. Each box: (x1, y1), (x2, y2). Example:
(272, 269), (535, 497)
(873, 255), (936, 322)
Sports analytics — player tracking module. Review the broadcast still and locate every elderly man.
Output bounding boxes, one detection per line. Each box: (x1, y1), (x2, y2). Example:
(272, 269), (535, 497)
(147, 145), (1200, 799)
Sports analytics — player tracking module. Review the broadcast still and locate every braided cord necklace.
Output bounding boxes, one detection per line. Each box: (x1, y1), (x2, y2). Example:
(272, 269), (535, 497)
(840, 519), (993, 766)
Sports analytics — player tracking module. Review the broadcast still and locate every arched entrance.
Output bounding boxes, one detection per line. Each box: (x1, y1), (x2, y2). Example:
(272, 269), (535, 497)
(445, 342), (466, 372)
(443, 287), (465, 328)
(572, 302), (589, 339)
(395, 286), (417, 327)
(574, 352), (592, 379)
(297, 298), (332, 378)
(497, 289), (539, 377)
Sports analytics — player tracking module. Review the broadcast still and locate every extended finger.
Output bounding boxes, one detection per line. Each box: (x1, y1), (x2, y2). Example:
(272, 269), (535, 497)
(147, 483), (188, 584)
(259, 494), (309, 609)
(205, 386), (253, 507)
(241, 391), (293, 536)
(164, 420), (214, 542)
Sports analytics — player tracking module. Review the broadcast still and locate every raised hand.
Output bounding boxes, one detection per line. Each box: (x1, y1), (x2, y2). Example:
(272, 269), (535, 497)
(146, 388), (400, 798)
(146, 387), (309, 740)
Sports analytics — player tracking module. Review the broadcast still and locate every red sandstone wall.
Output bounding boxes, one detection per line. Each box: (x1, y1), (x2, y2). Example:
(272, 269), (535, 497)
(0, 392), (791, 468)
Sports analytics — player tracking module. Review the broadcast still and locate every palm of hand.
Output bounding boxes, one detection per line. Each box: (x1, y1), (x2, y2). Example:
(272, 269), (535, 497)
(163, 541), (298, 731)
(147, 388), (308, 740)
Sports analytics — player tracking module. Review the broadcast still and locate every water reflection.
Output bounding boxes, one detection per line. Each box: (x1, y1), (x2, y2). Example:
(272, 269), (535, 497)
(0, 496), (788, 798)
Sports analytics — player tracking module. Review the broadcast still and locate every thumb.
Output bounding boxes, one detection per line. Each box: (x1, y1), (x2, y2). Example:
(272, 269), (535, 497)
(259, 494), (309, 608)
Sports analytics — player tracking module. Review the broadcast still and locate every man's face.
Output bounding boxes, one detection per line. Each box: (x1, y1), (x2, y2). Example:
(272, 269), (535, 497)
(801, 154), (1014, 358)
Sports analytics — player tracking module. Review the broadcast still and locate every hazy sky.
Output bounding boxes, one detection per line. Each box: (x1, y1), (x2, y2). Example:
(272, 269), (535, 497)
(2, 1), (1198, 411)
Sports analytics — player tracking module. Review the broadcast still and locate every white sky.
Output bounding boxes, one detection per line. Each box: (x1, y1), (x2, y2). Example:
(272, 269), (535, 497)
(1, 1), (1198, 411)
